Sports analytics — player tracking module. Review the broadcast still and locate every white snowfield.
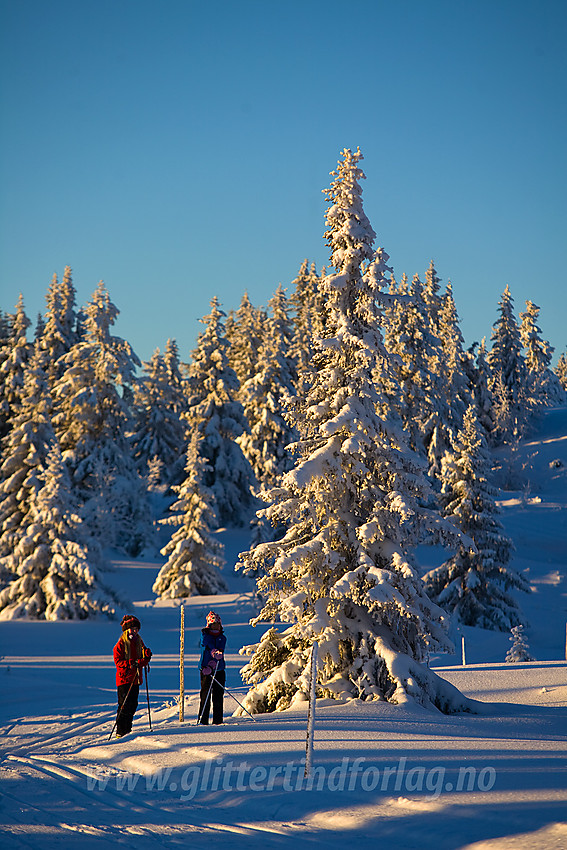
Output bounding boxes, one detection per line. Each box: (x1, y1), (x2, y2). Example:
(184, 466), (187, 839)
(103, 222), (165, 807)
(1, 407), (566, 849)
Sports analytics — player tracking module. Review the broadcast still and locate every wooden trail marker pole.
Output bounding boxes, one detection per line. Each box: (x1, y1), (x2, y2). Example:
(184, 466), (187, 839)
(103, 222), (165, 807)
(179, 605), (185, 722)
(304, 641), (318, 779)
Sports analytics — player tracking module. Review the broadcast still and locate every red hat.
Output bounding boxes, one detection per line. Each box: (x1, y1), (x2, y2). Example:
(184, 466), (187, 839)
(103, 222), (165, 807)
(206, 611), (221, 626)
(121, 614), (141, 632)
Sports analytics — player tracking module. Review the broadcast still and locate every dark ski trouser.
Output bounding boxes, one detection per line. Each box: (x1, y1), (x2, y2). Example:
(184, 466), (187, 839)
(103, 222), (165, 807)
(117, 681), (139, 735)
(199, 669), (225, 724)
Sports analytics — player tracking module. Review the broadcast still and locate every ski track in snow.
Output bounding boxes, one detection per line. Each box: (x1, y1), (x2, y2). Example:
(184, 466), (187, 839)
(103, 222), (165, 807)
(1, 407), (567, 849)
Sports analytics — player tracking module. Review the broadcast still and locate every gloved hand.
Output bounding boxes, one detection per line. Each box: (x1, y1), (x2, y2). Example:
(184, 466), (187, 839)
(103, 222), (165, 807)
(211, 649), (223, 660)
(202, 666), (212, 676)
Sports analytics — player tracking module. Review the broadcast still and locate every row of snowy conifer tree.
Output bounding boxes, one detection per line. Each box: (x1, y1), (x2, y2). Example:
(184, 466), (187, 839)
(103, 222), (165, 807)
(0, 150), (565, 711)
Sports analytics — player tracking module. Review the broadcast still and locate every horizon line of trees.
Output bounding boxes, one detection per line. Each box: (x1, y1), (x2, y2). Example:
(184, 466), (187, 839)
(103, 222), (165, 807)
(0, 149), (565, 711)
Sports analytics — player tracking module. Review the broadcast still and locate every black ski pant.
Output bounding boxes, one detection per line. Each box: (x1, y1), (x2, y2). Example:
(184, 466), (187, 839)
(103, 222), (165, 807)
(117, 681), (139, 735)
(199, 669), (225, 724)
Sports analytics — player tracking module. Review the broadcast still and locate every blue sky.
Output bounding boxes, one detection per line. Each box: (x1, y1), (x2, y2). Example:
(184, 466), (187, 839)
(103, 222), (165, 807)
(1, 0), (566, 366)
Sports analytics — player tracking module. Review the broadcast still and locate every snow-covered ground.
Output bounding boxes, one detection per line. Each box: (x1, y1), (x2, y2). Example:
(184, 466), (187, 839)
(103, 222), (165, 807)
(1, 408), (566, 849)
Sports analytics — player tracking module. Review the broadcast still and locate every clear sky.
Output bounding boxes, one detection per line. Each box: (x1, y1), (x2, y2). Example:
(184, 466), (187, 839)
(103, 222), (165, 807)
(1, 0), (566, 367)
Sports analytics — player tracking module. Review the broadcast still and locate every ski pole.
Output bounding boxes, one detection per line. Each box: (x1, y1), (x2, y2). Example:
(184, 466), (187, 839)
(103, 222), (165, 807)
(216, 680), (256, 721)
(108, 670), (138, 741)
(196, 665), (218, 725)
(145, 666), (152, 731)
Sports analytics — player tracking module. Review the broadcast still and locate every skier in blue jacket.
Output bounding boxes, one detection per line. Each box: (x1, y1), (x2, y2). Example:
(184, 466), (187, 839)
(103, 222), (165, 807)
(198, 611), (227, 724)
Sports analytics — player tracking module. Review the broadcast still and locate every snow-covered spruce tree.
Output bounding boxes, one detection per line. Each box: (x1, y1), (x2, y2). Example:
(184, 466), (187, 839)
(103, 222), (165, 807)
(163, 338), (186, 402)
(424, 405), (529, 631)
(34, 312), (46, 342)
(238, 284), (298, 489)
(225, 292), (267, 395)
(383, 272), (443, 464)
(425, 281), (473, 478)
(487, 285), (528, 442)
(0, 442), (115, 620)
(236, 149), (468, 715)
(186, 297), (256, 526)
(36, 266), (78, 387)
(0, 353), (55, 587)
(52, 281), (152, 555)
(289, 259), (327, 396)
(0, 310), (13, 442)
(437, 284), (473, 429)
(423, 260), (444, 339)
(505, 624), (534, 662)
(557, 350), (567, 391)
(130, 347), (186, 487)
(0, 296), (32, 445)
(519, 301), (565, 407)
(464, 339), (494, 438)
(163, 338), (190, 485)
(153, 431), (227, 597)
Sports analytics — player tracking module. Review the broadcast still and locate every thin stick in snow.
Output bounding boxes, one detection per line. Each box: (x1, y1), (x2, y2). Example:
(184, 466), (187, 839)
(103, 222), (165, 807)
(304, 641), (318, 778)
(462, 635), (467, 666)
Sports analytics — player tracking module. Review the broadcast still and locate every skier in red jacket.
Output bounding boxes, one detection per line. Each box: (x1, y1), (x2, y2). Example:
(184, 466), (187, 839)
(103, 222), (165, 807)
(113, 614), (152, 738)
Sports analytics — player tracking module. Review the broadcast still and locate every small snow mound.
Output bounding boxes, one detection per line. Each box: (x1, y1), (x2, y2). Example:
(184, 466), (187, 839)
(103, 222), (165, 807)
(127, 735), (169, 748)
(394, 796), (444, 811)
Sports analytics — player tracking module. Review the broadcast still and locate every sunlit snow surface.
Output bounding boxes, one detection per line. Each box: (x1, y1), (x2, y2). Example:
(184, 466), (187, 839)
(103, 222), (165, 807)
(1, 408), (566, 849)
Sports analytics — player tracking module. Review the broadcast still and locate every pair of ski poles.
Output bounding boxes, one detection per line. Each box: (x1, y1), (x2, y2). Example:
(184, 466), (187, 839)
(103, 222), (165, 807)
(196, 664), (255, 724)
(108, 663), (152, 741)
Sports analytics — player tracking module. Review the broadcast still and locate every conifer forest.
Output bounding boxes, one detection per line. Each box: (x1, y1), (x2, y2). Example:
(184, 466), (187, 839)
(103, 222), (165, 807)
(1, 148), (566, 710)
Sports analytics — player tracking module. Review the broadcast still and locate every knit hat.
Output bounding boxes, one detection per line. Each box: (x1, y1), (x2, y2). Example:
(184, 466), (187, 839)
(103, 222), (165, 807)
(121, 614), (141, 632)
(206, 611), (221, 627)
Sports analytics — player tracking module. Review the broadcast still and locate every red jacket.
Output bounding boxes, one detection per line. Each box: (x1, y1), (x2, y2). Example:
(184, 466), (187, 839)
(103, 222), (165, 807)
(113, 635), (152, 686)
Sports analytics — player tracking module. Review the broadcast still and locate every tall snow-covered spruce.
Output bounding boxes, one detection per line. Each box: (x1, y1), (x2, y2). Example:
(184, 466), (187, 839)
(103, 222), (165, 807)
(236, 149), (468, 715)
